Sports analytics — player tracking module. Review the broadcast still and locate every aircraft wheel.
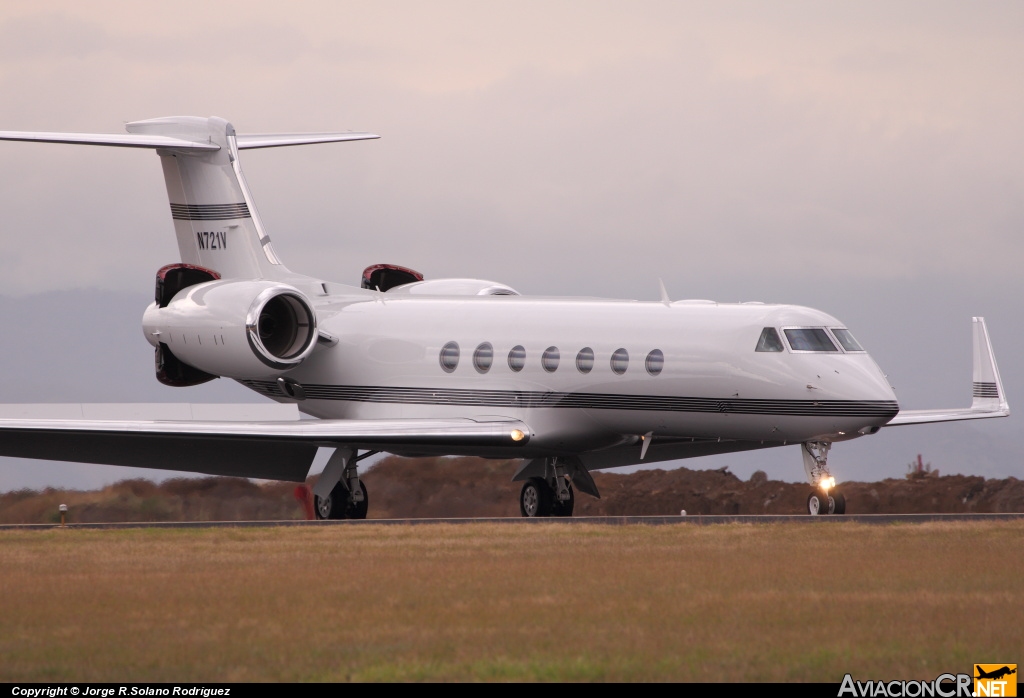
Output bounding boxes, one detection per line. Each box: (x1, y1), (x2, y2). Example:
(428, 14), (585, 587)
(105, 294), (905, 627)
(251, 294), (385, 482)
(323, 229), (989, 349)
(807, 491), (829, 516)
(553, 482), (575, 517)
(343, 480), (369, 520)
(830, 491), (846, 515)
(314, 493), (331, 520)
(315, 486), (342, 520)
(315, 480), (368, 520)
(520, 477), (553, 517)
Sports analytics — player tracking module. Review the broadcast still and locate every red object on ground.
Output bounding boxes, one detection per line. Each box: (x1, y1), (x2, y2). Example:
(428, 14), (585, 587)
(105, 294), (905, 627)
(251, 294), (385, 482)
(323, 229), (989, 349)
(293, 485), (315, 520)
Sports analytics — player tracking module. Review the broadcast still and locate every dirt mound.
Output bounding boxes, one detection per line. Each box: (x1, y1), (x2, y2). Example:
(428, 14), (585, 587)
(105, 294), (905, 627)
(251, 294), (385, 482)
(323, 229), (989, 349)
(365, 459), (1024, 517)
(0, 477), (302, 524)
(3, 457), (1022, 523)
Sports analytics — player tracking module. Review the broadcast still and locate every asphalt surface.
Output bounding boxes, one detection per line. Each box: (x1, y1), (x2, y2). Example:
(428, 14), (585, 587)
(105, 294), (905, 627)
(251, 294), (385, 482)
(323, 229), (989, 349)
(3, 513), (1023, 530)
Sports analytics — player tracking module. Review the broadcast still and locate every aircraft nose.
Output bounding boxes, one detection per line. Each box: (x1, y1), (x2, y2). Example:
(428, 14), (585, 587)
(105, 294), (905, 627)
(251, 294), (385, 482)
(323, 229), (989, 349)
(822, 354), (899, 405)
(852, 354), (901, 424)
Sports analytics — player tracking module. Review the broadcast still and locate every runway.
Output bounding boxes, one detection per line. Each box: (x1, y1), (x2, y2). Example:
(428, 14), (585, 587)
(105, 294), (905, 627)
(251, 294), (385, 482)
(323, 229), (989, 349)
(3, 512), (1023, 530)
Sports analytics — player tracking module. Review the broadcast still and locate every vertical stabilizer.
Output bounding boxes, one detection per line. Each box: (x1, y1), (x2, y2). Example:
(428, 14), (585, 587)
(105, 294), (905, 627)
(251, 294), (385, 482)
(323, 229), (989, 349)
(127, 117), (286, 280)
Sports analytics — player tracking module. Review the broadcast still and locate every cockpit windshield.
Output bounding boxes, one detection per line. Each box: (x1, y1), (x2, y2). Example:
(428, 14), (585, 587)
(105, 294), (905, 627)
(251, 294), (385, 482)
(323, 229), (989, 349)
(784, 328), (838, 352)
(831, 328), (864, 352)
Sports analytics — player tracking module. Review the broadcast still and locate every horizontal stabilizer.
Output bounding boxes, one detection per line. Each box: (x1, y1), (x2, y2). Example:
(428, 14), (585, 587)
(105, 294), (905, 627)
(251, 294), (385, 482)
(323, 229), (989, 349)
(0, 416), (531, 481)
(0, 129), (379, 151)
(236, 132), (379, 149)
(886, 317), (1009, 426)
(0, 130), (220, 150)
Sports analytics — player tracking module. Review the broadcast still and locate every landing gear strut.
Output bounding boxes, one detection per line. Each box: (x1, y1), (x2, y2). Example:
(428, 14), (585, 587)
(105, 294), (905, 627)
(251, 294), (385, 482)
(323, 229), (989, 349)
(314, 448), (378, 520)
(802, 441), (846, 516)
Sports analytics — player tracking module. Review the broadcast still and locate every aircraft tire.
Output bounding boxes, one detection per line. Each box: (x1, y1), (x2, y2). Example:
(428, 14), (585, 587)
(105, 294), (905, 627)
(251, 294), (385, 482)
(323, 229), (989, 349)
(314, 493), (331, 520)
(552, 482), (575, 517)
(830, 491), (846, 515)
(520, 477), (553, 517)
(315, 483), (344, 520)
(806, 491), (828, 516)
(315, 480), (368, 520)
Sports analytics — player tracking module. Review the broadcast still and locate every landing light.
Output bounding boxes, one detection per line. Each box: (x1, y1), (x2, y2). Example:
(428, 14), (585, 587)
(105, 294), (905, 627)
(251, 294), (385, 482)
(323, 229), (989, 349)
(510, 429), (525, 442)
(820, 476), (836, 492)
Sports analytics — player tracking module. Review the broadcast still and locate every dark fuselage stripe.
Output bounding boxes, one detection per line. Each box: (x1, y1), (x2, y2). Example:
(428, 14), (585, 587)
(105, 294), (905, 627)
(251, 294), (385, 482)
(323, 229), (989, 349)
(240, 381), (899, 418)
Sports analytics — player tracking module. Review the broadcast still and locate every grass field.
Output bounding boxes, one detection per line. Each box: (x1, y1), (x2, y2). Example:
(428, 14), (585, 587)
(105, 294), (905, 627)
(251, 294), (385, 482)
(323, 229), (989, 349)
(1, 521), (1021, 682)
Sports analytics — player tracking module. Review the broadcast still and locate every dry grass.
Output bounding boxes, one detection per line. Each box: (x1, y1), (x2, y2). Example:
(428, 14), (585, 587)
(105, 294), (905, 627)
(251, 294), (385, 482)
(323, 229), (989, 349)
(1, 521), (1021, 682)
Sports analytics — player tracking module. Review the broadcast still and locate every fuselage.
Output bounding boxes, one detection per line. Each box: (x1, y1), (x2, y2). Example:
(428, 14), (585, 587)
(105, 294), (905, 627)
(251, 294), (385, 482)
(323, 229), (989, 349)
(239, 288), (900, 460)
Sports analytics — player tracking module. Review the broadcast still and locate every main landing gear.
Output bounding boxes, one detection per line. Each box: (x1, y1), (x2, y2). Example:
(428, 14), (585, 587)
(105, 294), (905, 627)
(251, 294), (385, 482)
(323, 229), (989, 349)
(515, 456), (599, 517)
(520, 477), (575, 517)
(802, 441), (846, 516)
(313, 448), (378, 520)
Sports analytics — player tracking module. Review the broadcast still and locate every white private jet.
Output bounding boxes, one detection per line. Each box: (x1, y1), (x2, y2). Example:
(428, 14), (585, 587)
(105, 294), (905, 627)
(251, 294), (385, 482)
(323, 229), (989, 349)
(0, 116), (1010, 517)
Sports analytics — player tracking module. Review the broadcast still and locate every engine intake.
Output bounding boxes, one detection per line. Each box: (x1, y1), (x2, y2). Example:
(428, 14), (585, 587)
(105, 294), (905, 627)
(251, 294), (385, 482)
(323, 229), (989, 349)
(143, 280), (318, 380)
(246, 286), (317, 369)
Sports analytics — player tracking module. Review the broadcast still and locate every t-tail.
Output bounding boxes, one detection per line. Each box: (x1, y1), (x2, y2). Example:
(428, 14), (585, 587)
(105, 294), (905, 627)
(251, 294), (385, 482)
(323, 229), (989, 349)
(0, 116), (378, 280)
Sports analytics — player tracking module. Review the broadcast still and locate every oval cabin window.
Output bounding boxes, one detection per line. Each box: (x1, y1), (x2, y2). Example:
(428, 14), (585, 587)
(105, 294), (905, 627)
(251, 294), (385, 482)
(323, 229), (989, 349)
(576, 347), (595, 374)
(610, 348), (629, 375)
(645, 349), (664, 376)
(473, 342), (494, 373)
(508, 345), (526, 372)
(542, 346), (560, 372)
(439, 341), (460, 372)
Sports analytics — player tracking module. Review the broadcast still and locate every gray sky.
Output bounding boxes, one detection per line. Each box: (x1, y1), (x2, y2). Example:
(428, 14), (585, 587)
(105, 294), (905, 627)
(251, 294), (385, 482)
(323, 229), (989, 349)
(0, 1), (1021, 490)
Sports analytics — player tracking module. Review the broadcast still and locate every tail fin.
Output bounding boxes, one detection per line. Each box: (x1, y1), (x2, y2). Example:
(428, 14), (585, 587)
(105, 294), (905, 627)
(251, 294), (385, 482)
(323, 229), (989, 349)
(0, 116), (378, 280)
(130, 116), (282, 279)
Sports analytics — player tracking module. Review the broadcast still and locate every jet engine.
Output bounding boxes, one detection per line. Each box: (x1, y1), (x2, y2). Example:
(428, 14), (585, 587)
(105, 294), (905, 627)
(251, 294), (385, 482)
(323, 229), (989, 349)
(143, 278), (318, 382)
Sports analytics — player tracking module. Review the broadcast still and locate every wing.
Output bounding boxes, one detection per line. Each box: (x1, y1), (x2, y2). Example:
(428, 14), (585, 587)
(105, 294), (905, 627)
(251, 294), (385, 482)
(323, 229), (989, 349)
(0, 404), (531, 482)
(885, 317), (1009, 426)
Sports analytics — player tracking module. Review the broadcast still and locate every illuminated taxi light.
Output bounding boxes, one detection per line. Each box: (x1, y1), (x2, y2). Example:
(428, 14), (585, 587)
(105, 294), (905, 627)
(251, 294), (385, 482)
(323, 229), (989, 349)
(821, 476), (836, 492)
(510, 429), (525, 442)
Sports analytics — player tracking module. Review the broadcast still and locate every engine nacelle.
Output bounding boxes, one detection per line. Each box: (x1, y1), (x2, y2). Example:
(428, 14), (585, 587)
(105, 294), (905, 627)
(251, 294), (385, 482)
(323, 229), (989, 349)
(142, 280), (318, 380)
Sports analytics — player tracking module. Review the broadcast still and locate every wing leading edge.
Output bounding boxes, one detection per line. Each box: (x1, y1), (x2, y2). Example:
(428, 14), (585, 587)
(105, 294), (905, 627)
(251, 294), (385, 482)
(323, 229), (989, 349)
(885, 317), (1009, 426)
(0, 415), (531, 482)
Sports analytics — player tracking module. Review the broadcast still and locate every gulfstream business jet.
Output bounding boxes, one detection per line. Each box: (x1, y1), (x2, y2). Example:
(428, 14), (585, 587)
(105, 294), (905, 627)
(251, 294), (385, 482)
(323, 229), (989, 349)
(0, 117), (1010, 517)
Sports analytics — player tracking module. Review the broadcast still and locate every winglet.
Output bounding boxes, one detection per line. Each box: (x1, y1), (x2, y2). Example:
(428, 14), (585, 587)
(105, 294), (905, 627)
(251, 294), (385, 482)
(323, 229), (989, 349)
(885, 317), (1009, 426)
(970, 316), (1007, 412)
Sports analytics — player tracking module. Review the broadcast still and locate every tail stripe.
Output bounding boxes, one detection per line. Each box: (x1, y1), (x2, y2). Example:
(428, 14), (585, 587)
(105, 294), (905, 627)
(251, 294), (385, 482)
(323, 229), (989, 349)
(170, 202), (251, 221)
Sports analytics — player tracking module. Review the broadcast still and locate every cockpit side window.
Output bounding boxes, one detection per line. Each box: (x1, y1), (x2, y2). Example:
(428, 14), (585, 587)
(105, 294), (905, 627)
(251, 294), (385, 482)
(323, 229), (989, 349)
(831, 328), (864, 352)
(784, 328), (839, 352)
(755, 327), (784, 352)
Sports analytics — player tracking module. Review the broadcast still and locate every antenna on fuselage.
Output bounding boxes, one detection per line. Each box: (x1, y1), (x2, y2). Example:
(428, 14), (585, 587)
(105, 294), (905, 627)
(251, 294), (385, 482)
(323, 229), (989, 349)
(658, 278), (671, 306)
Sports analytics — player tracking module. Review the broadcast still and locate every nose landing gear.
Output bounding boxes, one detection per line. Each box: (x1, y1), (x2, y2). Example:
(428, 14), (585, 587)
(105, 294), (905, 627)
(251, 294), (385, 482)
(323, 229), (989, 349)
(806, 489), (846, 516)
(802, 441), (846, 516)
